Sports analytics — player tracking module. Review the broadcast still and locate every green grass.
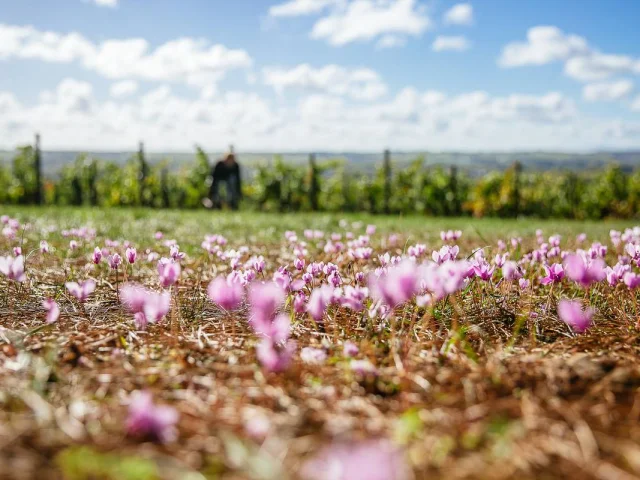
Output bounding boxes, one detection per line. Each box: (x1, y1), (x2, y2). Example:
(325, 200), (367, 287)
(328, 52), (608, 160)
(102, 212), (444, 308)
(2, 206), (635, 247)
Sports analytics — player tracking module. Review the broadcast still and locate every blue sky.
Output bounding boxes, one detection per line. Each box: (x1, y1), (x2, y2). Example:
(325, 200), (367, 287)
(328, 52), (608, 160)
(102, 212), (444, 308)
(0, 0), (639, 151)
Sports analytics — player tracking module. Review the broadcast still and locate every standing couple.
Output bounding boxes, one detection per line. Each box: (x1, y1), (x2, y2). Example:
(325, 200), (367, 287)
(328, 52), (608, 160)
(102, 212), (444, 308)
(208, 146), (242, 210)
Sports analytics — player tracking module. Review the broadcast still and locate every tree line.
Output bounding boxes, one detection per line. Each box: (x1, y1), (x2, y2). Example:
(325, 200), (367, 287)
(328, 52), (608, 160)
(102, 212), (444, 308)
(1, 137), (638, 219)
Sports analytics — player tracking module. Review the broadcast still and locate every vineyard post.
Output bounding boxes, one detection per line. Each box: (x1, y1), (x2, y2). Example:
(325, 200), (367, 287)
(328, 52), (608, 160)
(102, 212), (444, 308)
(309, 153), (319, 211)
(383, 149), (391, 214)
(34, 133), (42, 205)
(138, 141), (148, 207)
(513, 160), (522, 218)
(87, 158), (98, 206)
(449, 165), (459, 216)
(161, 167), (170, 208)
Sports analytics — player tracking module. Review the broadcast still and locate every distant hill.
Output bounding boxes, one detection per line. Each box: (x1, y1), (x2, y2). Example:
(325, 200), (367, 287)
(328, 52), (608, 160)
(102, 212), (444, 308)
(0, 149), (638, 178)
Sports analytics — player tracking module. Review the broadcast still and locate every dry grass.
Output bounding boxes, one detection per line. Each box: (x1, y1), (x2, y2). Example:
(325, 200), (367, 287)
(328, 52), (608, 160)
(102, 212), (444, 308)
(0, 207), (639, 480)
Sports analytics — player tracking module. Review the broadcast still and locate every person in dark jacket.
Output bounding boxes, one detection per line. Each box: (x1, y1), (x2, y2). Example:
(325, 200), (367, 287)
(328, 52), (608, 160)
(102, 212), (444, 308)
(208, 149), (242, 210)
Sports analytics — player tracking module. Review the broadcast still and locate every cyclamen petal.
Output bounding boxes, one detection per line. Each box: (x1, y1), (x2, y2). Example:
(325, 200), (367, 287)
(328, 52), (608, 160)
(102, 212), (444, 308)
(256, 338), (296, 373)
(65, 279), (96, 302)
(43, 298), (60, 324)
(0, 255), (26, 282)
(126, 247), (137, 264)
(126, 391), (178, 443)
(300, 347), (327, 365)
(301, 440), (409, 480)
(158, 260), (181, 287)
(207, 276), (244, 310)
(249, 281), (284, 327)
(558, 299), (594, 333)
(307, 284), (334, 322)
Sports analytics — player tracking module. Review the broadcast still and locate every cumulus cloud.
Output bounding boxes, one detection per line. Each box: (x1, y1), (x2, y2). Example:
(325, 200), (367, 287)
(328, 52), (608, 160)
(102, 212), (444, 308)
(499, 26), (589, 67)
(95, 0), (118, 6)
(4, 77), (618, 152)
(583, 80), (633, 102)
(376, 34), (407, 49)
(565, 54), (640, 82)
(499, 25), (640, 83)
(443, 3), (473, 26)
(0, 92), (19, 115)
(310, 0), (431, 46)
(83, 0), (118, 7)
(0, 24), (252, 86)
(110, 80), (138, 98)
(432, 35), (470, 52)
(262, 64), (387, 100)
(269, 0), (338, 17)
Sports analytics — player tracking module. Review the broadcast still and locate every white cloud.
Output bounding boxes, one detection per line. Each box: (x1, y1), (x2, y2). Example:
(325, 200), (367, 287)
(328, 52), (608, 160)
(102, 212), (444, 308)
(93, 0), (118, 7)
(376, 34), (407, 49)
(0, 24), (252, 86)
(110, 80), (138, 98)
(310, 0), (431, 46)
(269, 0), (338, 17)
(0, 92), (19, 115)
(565, 54), (640, 82)
(499, 26), (589, 67)
(631, 95), (640, 112)
(583, 80), (633, 102)
(443, 3), (473, 26)
(499, 25), (640, 83)
(4, 78), (615, 152)
(263, 64), (387, 100)
(37, 78), (95, 116)
(432, 35), (470, 52)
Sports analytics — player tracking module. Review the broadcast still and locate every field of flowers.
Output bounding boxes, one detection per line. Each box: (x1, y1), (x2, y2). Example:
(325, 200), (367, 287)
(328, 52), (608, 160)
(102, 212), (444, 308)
(1, 207), (640, 480)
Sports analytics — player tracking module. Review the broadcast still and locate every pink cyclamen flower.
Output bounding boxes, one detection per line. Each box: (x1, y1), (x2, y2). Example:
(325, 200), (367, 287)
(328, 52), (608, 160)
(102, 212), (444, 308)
(301, 440), (409, 480)
(366, 224), (377, 235)
(208, 275), (244, 310)
(108, 253), (122, 269)
(307, 284), (334, 322)
(69, 240), (78, 250)
(472, 259), (495, 282)
(518, 278), (530, 289)
(169, 245), (185, 260)
(92, 247), (103, 264)
(564, 254), (606, 288)
(253, 313), (291, 344)
(126, 391), (178, 443)
(351, 359), (378, 376)
(623, 272), (640, 289)
(13, 246), (22, 256)
(300, 347), (327, 365)
(249, 281), (285, 328)
(557, 299), (594, 333)
(43, 298), (60, 324)
(157, 260), (181, 287)
(126, 247), (137, 264)
(0, 255), (26, 282)
(343, 341), (359, 357)
(540, 263), (564, 285)
(120, 283), (171, 329)
(256, 337), (296, 373)
(369, 260), (418, 307)
(293, 291), (307, 313)
(40, 240), (49, 254)
(502, 261), (522, 281)
(120, 283), (148, 313)
(65, 279), (96, 302)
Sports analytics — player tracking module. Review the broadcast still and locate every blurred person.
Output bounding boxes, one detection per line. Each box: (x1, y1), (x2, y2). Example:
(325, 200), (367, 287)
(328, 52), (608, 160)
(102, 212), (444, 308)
(208, 146), (242, 210)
